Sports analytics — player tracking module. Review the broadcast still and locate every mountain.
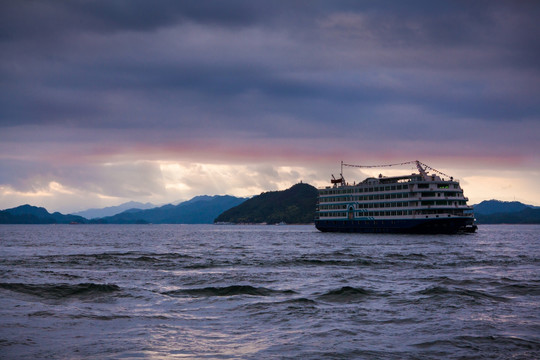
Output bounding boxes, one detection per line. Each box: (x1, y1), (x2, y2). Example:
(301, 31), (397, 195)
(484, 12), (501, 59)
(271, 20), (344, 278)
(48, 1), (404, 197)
(0, 205), (87, 224)
(473, 200), (531, 215)
(93, 195), (246, 224)
(214, 183), (318, 224)
(473, 200), (540, 224)
(475, 208), (540, 224)
(70, 201), (156, 219)
(3, 196), (538, 226)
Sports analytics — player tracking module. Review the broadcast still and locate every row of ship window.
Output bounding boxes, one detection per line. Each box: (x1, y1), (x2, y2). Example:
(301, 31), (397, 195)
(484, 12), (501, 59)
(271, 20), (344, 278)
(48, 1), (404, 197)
(320, 183), (459, 196)
(319, 192), (463, 202)
(320, 193), (409, 202)
(317, 209), (469, 217)
(319, 200), (467, 210)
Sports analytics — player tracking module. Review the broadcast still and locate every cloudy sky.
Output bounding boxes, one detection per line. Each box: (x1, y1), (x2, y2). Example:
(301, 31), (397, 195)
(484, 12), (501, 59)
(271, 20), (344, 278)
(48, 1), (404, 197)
(1, 0), (539, 213)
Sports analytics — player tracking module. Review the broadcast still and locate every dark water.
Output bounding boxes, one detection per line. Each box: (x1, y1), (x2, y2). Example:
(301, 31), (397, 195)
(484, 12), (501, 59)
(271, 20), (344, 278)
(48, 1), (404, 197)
(1, 224), (539, 359)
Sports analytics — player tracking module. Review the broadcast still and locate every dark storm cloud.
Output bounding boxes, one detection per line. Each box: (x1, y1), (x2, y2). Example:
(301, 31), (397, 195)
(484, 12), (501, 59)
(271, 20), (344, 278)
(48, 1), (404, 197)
(1, 1), (539, 158)
(1, 1), (257, 40)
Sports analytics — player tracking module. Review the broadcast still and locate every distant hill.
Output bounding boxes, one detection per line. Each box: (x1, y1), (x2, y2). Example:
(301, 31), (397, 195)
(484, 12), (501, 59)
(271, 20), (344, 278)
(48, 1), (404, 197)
(3, 196), (539, 225)
(473, 200), (531, 215)
(71, 201), (156, 219)
(214, 183), (318, 224)
(473, 200), (540, 224)
(93, 195), (246, 224)
(0, 205), (87, 224)
(475, 208), (540, 224)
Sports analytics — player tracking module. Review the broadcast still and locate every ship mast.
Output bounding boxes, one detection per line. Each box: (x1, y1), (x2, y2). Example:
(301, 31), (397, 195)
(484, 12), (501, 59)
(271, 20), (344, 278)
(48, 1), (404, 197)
(415, 160), (429, 179)
(330, 160), (345, 187)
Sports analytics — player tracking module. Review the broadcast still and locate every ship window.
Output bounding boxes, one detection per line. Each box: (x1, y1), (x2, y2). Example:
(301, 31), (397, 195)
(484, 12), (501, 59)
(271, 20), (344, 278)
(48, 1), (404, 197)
(391, 186), (396, 190)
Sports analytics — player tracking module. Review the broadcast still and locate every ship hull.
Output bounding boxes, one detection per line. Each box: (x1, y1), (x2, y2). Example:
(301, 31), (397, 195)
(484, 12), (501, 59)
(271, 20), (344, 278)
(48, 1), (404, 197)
(315, 217), (475, 234)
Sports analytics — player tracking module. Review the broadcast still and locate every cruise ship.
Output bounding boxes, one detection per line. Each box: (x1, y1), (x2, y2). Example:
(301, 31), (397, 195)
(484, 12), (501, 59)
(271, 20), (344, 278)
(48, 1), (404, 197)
(315, 161), (477, 234)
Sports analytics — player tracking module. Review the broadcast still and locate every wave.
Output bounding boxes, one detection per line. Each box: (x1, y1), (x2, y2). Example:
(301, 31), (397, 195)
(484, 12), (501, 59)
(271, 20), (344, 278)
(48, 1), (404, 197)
(38, 251), (194, 262)
(163, 285), (296, 297)
(318, 286), (375, 302)
(68, 314), (132, 320)
(22, 252), (383, 271)
(427, 276), (480, 286)
(417, 286), (509, 302)
(385, 253), (426, 260)
(497, 283), (540, 296)
(282, 297), (317, 305)
(0, 282), (120, 299)
(423, 276), (540, 297)
(134, 256), (161, 262)
(39, 270), (82, 280)
(414, 334), (540, 353)
(181, 257), (376, 270)
(240, 296), (318, 315)
(279, 258), (375, 267)
(440, 257), (537, 268)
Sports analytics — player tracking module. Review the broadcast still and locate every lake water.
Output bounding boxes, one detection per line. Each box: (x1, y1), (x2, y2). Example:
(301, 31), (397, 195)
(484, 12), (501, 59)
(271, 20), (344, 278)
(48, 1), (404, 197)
(1, 224), (539, 359)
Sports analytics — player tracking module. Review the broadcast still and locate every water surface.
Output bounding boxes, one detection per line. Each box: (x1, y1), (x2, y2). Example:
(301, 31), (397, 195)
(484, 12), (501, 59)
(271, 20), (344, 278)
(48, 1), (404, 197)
(1, 224), (539, 359)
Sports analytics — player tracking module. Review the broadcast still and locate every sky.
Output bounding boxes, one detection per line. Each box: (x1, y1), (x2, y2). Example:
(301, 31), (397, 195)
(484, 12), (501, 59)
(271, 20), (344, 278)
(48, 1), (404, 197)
(1, 0), (540, 213)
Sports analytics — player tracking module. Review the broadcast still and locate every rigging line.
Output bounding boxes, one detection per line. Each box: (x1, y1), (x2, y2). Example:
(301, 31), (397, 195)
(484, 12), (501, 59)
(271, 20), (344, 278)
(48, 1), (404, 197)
(417, 161), (452, 178)
(342, 161), (416, 168)
(343, 160), (453, 179)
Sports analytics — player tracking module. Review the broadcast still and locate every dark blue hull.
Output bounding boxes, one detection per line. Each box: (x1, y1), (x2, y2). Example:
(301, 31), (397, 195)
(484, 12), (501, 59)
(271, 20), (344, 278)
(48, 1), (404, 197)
(315, 217), (476, 234)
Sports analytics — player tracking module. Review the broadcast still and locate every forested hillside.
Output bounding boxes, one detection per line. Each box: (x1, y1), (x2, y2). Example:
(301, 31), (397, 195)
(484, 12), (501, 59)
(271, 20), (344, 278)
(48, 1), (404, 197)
(214, 183), (317, 224)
